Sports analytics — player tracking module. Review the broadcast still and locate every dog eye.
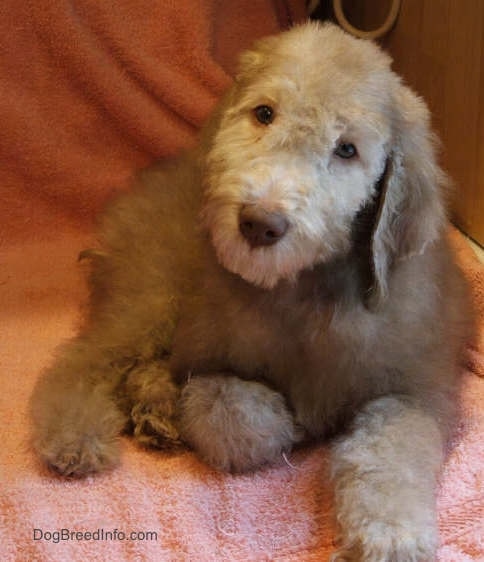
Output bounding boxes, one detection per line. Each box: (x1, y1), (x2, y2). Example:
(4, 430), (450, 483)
(335, 142), (357, 159)
(253, 105), (275, 125)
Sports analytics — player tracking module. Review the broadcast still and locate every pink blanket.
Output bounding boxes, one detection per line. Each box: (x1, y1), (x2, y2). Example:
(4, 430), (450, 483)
(1, 2), (483, 560)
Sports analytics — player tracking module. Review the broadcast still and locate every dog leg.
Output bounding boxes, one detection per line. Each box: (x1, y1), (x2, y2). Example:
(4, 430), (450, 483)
(178, 374), (303, 473)
(330, 396), (444, 562)
(30, 336), (128, 477)
(31, 283), (182, 477)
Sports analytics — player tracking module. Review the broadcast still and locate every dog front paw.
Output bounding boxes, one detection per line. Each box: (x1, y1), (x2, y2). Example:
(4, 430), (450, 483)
(31, 385), (126, 478)
(38, 434), (120, 478)
(331, 519), (438, 562)
(330, 397), (443, 561)
(179, 375), (302, 473)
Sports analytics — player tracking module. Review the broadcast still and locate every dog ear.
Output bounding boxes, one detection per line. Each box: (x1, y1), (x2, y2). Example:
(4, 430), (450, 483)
(235, 36), (280, 84)
(368, 84), (448, 308)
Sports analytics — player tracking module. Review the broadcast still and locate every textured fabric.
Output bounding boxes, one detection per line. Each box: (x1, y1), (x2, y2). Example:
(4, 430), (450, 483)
(0, 0), (305, 242)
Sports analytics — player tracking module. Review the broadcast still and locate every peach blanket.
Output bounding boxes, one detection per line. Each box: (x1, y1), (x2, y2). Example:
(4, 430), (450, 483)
(1, 2), (483, 560)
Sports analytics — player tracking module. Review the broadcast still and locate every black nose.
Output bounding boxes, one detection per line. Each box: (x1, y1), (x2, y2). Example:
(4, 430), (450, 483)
(239, 206), (289, 248)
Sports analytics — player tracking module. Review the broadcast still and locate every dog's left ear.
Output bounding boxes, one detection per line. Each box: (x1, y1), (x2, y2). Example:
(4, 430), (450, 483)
(369, 84), (448, 308)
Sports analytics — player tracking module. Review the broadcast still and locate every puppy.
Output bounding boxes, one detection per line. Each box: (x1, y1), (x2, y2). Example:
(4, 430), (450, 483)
(31, 22), (473, 561)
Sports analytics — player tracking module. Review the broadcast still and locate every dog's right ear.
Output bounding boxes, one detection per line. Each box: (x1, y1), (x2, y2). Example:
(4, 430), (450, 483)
(368, 84), (448, 309)
(236, 49), (264, 81)
(235, 36), (280, 84)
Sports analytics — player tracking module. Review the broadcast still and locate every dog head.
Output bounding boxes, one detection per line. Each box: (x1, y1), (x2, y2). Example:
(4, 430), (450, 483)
(201, 22), (447, 297)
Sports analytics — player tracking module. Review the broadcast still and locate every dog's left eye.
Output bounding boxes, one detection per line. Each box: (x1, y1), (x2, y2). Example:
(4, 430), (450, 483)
(253, 105), (275, 125)
(335, 142), (358, 159)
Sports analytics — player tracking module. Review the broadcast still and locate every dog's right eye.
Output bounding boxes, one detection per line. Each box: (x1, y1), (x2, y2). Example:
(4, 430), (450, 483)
(253, 105), (275, 125)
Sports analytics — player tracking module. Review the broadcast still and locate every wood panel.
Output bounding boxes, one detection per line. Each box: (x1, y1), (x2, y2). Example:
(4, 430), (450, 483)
(342, 0), (484, 245)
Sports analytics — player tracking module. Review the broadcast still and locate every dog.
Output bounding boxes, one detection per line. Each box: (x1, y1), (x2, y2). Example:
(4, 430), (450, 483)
(31, 22), (473, 561)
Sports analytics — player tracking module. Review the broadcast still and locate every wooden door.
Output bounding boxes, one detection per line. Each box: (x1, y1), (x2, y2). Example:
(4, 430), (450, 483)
(340, 0), (484, 246)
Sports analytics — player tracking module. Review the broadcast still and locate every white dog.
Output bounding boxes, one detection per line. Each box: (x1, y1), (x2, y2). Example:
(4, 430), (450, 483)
(31, 23), (473, 561)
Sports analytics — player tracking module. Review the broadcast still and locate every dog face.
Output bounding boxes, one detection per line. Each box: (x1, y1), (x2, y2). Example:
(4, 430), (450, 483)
(201, 23), (446, 293)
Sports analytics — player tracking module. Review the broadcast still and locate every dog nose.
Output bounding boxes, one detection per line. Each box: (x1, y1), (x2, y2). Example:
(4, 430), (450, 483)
(239, 206), (289, 247)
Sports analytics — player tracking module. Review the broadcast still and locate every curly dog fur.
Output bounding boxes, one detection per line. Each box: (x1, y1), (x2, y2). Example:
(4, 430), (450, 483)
(31, 23), (473, 561)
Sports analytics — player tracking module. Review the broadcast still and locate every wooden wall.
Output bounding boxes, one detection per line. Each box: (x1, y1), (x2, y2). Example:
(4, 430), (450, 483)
(343, 0), (484, 245)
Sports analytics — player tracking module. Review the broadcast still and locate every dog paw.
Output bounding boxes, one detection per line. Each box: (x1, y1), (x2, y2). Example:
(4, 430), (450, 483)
(37, 434), (120, 478)
(130, 403), (182, 450)
(330, 521), (438, 562)
(123, 362), (182, 450)
(31, 385), (126, 477)
(179, 375), (302, 473)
